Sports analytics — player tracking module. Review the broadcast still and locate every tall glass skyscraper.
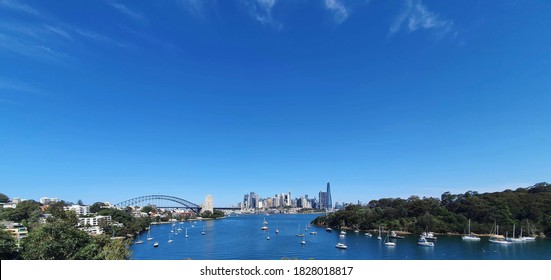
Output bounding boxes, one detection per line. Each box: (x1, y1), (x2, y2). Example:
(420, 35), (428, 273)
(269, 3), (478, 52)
(326, 182), (332, 210)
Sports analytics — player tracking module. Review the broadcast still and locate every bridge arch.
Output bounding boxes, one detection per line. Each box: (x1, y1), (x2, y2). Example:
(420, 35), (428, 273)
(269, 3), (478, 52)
(114, 195), (201, 214)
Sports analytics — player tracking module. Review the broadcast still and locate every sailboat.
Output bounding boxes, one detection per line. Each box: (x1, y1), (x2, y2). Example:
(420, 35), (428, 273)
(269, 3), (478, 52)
(185, 227), (189, 238)
(201, 226), (206, 235)
(153, 242), (159, 247)
(523, 221), (536, 241)
(261, 217), (268, 230)
(377, 226), (382, 240)
(301, 235), (306, 245)
(146, 226), (154, 241)
(417, 236), (435, 247)
(489, 223), (512, 244)
(384, 231), (396, 246)
(420, 226), (437, 240)
(296, 222), (304, 237)
(134, 230), (144, 244)
(168, 231), (174, 243)
(339, 220), (346, 235)
(462, 219), (481, 241)
(324, 210), (332, 232)
(506, 223), (524, 242)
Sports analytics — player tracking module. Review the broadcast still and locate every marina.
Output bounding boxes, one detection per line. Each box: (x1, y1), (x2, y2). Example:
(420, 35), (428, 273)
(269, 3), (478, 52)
(131, 214), (551, 260)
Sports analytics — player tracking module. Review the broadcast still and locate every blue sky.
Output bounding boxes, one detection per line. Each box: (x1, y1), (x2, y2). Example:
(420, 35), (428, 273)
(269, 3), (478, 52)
(1, 0), (550, 207)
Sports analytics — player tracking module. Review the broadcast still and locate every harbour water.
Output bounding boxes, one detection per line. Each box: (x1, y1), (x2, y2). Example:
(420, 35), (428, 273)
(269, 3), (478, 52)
(131, 214), (551, 260)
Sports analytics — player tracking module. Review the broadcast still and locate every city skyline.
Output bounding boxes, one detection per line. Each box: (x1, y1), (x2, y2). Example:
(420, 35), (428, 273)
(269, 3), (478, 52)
(1, 1), (550, 208)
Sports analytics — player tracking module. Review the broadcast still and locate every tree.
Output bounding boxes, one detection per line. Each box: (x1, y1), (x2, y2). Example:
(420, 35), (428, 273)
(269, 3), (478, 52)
(20, 217), (91, 260)
(89, 202), (106, 213)
(0, 200), (41, 222)
(46, 202), (79, 225)
(19, 217), (129, 260)
(141, 205), (154, 214)
(0, 228), (19, 260)
(77, 199), (85, 206)
(0, 193), (9, 203)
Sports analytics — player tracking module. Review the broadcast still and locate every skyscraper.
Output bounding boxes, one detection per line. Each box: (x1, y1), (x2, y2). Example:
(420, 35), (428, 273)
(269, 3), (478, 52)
(319, 191), (327, 210)
(326, 182), (333, 210)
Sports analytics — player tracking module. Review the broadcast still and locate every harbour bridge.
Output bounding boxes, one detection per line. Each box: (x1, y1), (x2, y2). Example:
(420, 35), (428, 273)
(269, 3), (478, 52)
(113, 195), (239, 214)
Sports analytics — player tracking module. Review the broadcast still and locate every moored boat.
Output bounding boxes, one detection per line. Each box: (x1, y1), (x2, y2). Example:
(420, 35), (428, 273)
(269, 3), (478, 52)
(335, 242), (347, 249)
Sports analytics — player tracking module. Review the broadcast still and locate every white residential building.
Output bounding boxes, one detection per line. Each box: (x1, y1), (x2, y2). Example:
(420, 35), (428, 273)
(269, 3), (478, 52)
(79, 215), (111, 227)
(40, 197), (59, 205)
(65, 205), (90, 216)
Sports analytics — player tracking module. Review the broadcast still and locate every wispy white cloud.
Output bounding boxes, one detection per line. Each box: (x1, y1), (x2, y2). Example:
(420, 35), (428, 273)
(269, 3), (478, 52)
(109, 1), (145, 22)
(0, 0), (129, 63)
(0, 32), (66, 62)
(0, 0), (39, 15)
(390, 0), (453, 36)
(44, 25), (72, 40)
(324, 0), (349, 24)
(73, 28), (127, 48)
(246, 0), (281, 30)
(178, 0), (211, 20)
(0, 77), (45, 95)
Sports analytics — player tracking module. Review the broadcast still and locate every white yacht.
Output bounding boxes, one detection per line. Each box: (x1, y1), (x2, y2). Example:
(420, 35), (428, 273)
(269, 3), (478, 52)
(335, 243), (347, 249)
(462, 219), (481, 241)
(417, 236), (435, 247)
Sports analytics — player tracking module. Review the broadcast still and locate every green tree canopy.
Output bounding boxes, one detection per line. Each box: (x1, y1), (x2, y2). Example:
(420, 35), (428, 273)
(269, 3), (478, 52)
(0, 200), (41, 223)
(0, 193), (9, 203)
(314, 182), (551, 236)
(19, 218), (130, 260)
(0, 227), (19, 260)
(89, 202), (107, 213)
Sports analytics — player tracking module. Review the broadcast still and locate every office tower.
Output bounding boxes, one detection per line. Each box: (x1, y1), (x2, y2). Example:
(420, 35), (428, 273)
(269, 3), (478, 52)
(326, 182), (333, 210)
(319, 191), (327, 210)
(243, 194), (249, 209)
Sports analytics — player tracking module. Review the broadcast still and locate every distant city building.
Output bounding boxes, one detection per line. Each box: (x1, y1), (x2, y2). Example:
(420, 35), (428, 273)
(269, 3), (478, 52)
(319, 191), (327, 210)
(265, 197), (273, 208)
(200, 194), (214, 214)
(249, 192), (258, 209)
(326, 182), (333, 210)
(282, 192), (291, 207)
(242, 194), (249, 209)
(40, 197), (59, 205)
(273, 194), (279, 208)
(310, 198), (318, 209)
(238, 187), (332, 211)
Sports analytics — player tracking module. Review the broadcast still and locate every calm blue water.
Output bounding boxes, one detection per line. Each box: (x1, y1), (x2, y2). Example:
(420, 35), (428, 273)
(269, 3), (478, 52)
(131, 214), (551, 260)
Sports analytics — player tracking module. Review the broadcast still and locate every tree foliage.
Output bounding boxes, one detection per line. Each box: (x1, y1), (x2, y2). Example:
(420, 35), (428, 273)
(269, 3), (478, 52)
(200, 210), (225, 219)
(0, 227), (19, 260)
(0, 193), (9, 203)
(314, 182), (551, 236)
(89, 202), (107, 213)
(0, 200), (42, 228)
(19, 216), (131, 260)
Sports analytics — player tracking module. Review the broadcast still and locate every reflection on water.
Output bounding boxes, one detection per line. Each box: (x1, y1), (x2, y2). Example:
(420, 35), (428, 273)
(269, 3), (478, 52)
(131, 214), (551, 260)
